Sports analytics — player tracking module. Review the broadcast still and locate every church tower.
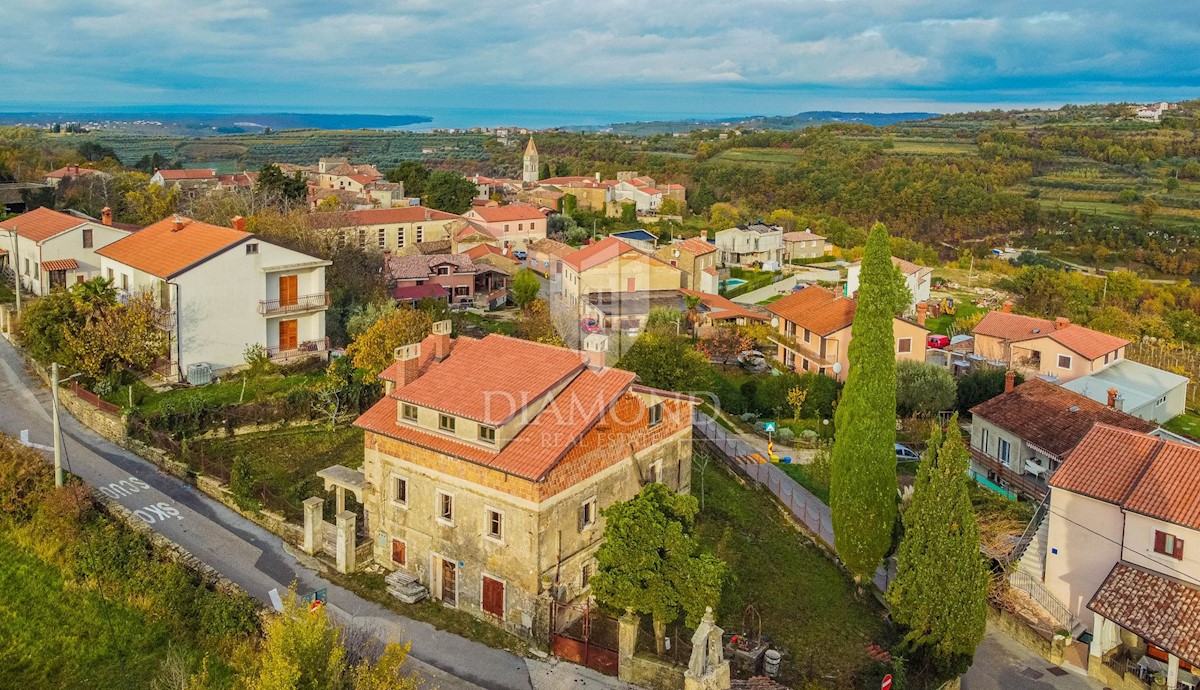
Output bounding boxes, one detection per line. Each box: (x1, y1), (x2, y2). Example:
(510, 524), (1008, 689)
(522, 136), (539, 184)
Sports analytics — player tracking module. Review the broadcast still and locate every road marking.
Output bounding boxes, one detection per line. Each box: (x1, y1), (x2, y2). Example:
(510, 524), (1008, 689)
(18, 429), (53, 452)
(132, 502), (183, 524)
(96, 475), (185, 523)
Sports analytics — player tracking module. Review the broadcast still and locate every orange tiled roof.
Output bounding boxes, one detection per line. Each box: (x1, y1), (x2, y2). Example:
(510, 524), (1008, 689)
(527, 238), (574, 257)
(676, 237), (717, 256)
(1123, 439), (1200, 530)
(377, 332), (473, 383)
(95, 215), (250, 279)
(468, 204), (546, 223)
(311, 206), (462, 228)
(455, 221), (498, 241)
(464, 243), (507, 261)
(973, 311), (1128, 360)
(154, 168), (217, 180)
(562, 236), (640, 272)
(0, 207), (86, 243)
(45, 165), (103, 179)
(41, 258), (79, 272)
(1050, 423), (1164, 503)
(765, 285), (857, 336)
(1088, 562), (1200, 667)
(392, 334), (587, 425)
(973, 379), (1155, 460)
(680, 289), (766, 322)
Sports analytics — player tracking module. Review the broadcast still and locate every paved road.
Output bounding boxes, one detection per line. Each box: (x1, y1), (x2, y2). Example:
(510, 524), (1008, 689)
(0, 336), (530, 690)
(962, 625), (1104, 690)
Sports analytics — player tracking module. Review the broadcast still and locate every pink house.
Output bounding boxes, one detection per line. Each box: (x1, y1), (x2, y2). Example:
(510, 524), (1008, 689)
(463, 204), (547, 249)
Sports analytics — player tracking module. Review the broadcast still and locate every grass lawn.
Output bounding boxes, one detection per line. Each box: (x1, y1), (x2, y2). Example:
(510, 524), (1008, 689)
(713, 148), (808, 165)
(757, 293), (785, 305)
(924, 298), (984, 337)
(1164, 412), (1200, 441)
(778, 461), (830, 504)
(188, 425), (364, 519)
(455, 310), (518, 338)
(695, 462), (891, 687)
(103, 367), (325, 415)
(0, 534), (231, 689)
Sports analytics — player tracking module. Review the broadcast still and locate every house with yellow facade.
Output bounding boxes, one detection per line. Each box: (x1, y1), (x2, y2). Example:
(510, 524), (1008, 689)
(310, 206), (468, 254)
(559, 237), (683, 307)
(971, 305), (1128, 383)
(652, 237), (719, 293)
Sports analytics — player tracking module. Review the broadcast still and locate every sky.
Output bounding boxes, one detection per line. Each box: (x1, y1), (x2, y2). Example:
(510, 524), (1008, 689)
(0, 1), (1197, 123)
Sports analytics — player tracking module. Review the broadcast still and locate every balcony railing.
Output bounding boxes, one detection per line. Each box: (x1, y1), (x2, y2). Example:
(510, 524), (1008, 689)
(259, 292), (331, 316)
(969, 447), (1048, 500)
(267, 337), (330, 360)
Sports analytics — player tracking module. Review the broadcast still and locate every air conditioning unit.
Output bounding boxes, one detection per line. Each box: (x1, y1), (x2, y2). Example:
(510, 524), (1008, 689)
(186, 362), (213, 386)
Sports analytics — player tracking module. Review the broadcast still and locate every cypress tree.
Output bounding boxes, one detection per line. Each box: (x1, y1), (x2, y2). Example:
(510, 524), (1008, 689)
(887, 414), (989, 675)
(830, 222), (900, 581)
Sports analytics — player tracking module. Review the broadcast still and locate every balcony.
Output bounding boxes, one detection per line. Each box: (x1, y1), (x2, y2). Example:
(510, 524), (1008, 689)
(267, 337), (330, 361)
(259, 292), (331, 316)
(969, 447), (1048, 500)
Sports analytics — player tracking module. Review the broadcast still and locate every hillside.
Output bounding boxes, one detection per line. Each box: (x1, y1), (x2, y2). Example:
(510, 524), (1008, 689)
(568, 110), (939, 135)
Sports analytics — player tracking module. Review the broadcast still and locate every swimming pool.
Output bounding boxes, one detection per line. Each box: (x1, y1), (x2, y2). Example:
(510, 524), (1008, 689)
(722, 278), (748, 289)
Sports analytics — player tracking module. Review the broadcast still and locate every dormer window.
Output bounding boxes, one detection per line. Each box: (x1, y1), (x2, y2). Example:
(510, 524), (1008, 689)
(402, 404), (418, 422)
(438, 266), (450, 275)
(479, 425), (496, 444)
(439, 414), (456, 433)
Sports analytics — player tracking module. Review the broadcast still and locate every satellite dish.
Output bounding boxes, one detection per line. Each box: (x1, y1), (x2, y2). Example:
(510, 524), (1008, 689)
(673, 249), (680, 257)
(832, 362), (843, 374)
(770, 316), (779, 328)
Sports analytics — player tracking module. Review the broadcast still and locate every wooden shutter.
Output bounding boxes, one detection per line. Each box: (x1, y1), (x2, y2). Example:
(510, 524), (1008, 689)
(279, 319), (298, 351)
(279, 274), (298, 307)
(482, 576), (504, 618)
(1155, 531), (1167, 554)
(391, 539), (406, 566)
(578, 505), (586, 532)
(1175, 538), (1185, 560)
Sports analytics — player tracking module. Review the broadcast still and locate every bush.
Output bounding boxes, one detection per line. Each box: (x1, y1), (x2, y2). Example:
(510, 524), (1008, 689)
(776, 428), (795, 444)
(0, 436), (54, 522)
(957, 368), (1022, 414)
(229, 456), (261, 510)
(896, 361), (957, 417)
(243, 343), (277, 379)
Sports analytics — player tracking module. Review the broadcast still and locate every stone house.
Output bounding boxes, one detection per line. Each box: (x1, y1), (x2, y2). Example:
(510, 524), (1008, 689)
(463, 204), (548, 250)
(343, 329), (694, 637)
(652, 237), (719, 293)
(970, 306), (1128, 383)
(310, 206), (468, 254)
(765, 285), (929, 382)
(782, 230), (829, 262)
(149, 168), (219, 198)
(559, 237), (682, 308)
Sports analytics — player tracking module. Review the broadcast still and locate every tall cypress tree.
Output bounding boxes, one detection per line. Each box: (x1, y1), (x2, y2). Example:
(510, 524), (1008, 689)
(830, 222), (900, 581)
(887, 415), (989, 675)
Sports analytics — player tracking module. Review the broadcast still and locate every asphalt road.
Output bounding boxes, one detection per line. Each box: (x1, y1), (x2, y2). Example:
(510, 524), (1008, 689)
(962, 625), (1104, 690)
(0, 336), (529, 690)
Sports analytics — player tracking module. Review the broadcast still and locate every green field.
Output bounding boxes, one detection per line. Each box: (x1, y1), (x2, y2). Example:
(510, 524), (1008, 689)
(713, 147), (810, 164)
(1164, 413), (1200, 441)
(0, 534), (224, 689)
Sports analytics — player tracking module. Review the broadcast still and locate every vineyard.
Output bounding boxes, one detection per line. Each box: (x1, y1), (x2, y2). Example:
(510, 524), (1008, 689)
(1126, 339), (1200, 411)
(76, 129), (490, 172)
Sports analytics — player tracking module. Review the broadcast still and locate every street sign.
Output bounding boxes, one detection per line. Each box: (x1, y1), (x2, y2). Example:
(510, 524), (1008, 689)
(881, 674), (893, 690)
(763, 421), (776, 433)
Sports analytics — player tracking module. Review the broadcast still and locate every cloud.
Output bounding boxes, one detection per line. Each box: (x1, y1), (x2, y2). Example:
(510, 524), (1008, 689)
(0, 0), (1194, 111)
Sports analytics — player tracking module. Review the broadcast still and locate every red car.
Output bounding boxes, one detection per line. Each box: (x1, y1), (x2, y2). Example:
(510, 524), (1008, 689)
(927, 334), (951, 349)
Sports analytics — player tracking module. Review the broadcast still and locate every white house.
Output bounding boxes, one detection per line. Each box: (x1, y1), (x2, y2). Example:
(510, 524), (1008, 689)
(611, 180), (663, 214)
(714, 223), (785, 268)
(846, 256), (932, 316)
(1062, 359), (1190, 424)
(96, 215), (330, 382)
(0, 206), (130, 296)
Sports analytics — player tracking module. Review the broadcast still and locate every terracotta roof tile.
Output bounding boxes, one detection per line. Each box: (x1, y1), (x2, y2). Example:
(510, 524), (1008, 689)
(41, 258), (79, 272)
(45, 165), (104, 179)
(0, 207), (86, 243)
(468, 204), (546, 223)
(455, 221), (498, 241)
(1050, 424), (1164, 503)
(562, 237), (641, 272)
(765, 285), (857, 336)
(95, 215), (250, 279)
(1088, 562), (1200, 667)
(1123, 440), (1200, 530)
(527, 238), (574, 257)
(377, 333), (472, 383)
(676, 237), (717, 256)
(392, 334), (588, 425)
(155, 168), (217, 180)
(973, 379), (1156, 459)
(973, 311), (1128, 359)
(393, 283), (448, 301)
(680, 289), (766, 322)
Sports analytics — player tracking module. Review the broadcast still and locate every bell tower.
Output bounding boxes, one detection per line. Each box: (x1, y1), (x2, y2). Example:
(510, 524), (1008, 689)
(522, 136), (539, 184)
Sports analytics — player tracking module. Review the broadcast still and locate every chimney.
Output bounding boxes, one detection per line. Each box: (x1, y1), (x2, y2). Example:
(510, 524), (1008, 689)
(915, 301), (928, 327)
(101, 207), (112, 226)
(1004, 369), (1016, 394)
(1002, 300), (1013, 313)
(1107, 387), (1119, 409)
(231, 216), (247, 232)
(1055, 317), (1070, 330)
(431, 320), (452, 362)
(424, 208), (432, 221)
(595, 172), (601, 182)
(394, 343), (422, 389)
(171, 215), (184, 232)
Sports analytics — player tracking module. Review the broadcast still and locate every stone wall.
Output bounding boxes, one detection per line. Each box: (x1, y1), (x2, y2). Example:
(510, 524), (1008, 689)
(987, 605), (1052, 660)
(625, 653), (686, 690)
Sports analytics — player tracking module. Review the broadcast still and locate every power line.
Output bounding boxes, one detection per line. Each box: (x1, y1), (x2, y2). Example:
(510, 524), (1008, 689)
(1044, 506), (1200, 585)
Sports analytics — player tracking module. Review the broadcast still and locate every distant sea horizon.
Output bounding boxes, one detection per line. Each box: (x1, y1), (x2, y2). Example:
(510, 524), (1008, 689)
(0, 102), (941, 132)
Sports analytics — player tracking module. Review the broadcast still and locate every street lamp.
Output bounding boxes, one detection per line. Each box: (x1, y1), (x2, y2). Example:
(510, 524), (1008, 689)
(51, 362), (83, 488)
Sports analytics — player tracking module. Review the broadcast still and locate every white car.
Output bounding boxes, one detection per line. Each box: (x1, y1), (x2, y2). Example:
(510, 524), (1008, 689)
(896, 443), (920, 463)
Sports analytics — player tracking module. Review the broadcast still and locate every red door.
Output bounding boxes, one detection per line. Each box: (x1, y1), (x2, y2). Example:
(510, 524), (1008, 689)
(482, 576), (505, 618)
(391, 539), (406, 566)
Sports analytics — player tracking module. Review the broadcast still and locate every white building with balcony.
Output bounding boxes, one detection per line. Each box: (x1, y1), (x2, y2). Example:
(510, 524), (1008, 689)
(714, 223), (785, 268)
(96, 214), (330, 381)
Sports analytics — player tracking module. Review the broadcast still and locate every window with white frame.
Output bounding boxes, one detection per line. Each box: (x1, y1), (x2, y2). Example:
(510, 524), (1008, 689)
(439, 414), (456, 433)
(437, 491), (454, 525)
(1057, 354), (1072, 369)
(579, 497), (598, 531)
(998, 438), (1011, 467)
(649, 402), (663, 428)
(479, 425), (496, 444)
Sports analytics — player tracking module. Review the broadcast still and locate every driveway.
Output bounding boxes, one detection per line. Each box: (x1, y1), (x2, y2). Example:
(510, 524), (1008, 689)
(962, 625), (1104, 690)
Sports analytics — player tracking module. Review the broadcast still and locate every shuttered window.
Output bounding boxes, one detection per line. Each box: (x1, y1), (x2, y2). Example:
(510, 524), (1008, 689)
(1154, 530), (1184, 559)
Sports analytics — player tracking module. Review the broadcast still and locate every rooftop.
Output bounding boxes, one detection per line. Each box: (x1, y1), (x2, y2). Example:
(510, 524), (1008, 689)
(680, 289), (767, 322)
(95, 215), (249, 279)
(1089, 562), (1200, 667)
(782, 230), (827, 243)
(973, 311), (1128, 360)
(971, 379), (1156, 459)
(0, 206), (87, 243)
(387, 253), (478, 281)
(611, 229), (658, 243)
(468, 203), (546, 223)
(562, 236), (642, 272)
(765, 285), (858, 336)
(675, 237), (717, 256)
(1062, 359), (1190, 413)
(154, 168), (217, 181)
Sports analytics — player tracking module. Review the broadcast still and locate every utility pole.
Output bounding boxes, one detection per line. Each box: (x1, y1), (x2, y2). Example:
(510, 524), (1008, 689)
(9, 227), (21, 320)
(52, 362), (64, 488)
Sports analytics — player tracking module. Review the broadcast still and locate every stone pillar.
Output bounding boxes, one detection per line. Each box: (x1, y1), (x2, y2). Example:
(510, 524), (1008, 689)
(533, 589), (554, 647)
(335, 486), (346, 515)
(335, 510), (356, 574)
(617, 611), (639, 684)
(302, 497), (323, 555)
(1168, 654), (1180, 689)
(685, 607), (731, 690)
(1049, 633), (1067, 665)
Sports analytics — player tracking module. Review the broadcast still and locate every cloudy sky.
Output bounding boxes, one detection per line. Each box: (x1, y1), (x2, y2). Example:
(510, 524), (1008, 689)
(1, 1), (1196, 121)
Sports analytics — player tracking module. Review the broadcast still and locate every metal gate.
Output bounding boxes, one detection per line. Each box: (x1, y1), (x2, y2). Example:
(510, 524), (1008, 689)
(550, 600), (619, 676)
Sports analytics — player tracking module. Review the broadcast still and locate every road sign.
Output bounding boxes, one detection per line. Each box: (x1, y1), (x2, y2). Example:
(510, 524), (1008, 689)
(881, 674), (893, 690)
(763, 421), (776, 433)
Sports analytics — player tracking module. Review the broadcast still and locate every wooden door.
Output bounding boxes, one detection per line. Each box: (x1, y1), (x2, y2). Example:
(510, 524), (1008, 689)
(278, 319), (298, 351)
(279, 274), (298, 307)
(482, 576), (504, 618)
(441, 559), (457, 606)
(391, 539), (406, 566)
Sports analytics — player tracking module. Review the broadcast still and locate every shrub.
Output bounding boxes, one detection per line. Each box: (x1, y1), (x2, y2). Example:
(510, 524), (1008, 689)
(896, 361), (957, 417)
(243, 343), (277, 379)
(75, 519), (152, 584)
(776, 428), (795, 444)
(0, 436), (54, 522)
(957, 369), (1023, 414)
(197, 587), (261, 640)
(229, 456), (261, 510)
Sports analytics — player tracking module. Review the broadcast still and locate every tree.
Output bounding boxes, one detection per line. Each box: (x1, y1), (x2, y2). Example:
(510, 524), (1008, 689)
(659, 197), (685, 217)
(385, 162), (429, 198)
(554, 161), (571, 177)
(830, 222), (900, 582)
(346, 301), (398, 340)
(510, 268), (541, 309)
(256, 163), (307, 201)
(616, 333), (712, 393)
(515, 299), (565, 346)
(1138, 196), (1161, 227)
(955, 368), (1022, 414)
(887, 417), (988, 676)
(17, 287), (86, 366)
(124, 183), (181, 225)
(423, 170), (477, 214)
(895, 361), (957, 417)
(65, 292), (169, 383)
(644, 306), (684, 336)
(695, 325), (752, 365)
(590, 484), (727, 654)
(620, 202), (636, 223)
(708, 202), (741, 230)
(346, 308), (433, 379)
(562, 193), (578, 216)
(786, 387), (808, 421)
(539, 162), (551, 180)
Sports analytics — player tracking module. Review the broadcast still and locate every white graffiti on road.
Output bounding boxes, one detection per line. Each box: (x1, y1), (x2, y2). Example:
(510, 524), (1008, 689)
(97, 475), (185, 523)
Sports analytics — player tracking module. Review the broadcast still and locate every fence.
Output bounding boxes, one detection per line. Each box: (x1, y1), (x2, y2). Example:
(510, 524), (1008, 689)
(69, 380), (123, 415)
(1008, 571), (1081, 634)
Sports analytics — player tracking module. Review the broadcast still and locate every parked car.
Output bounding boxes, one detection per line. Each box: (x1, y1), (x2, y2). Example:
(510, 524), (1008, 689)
(927, 334), (951, 349)
(513, 250), (527, 260)
(896, 443), (920, 463)
(582, 318), (600, 334)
